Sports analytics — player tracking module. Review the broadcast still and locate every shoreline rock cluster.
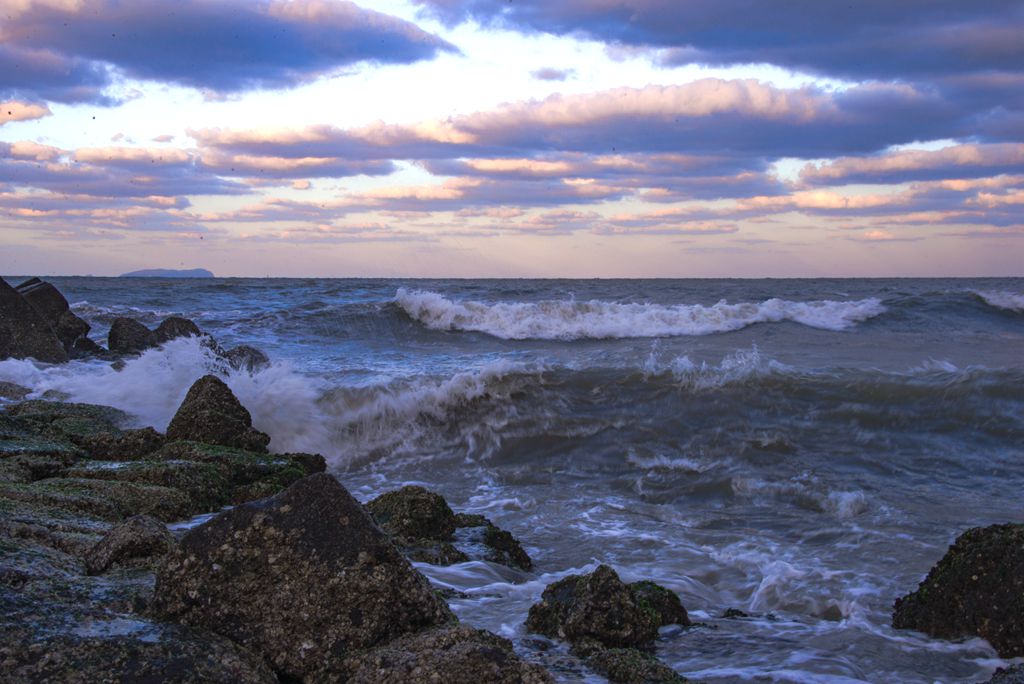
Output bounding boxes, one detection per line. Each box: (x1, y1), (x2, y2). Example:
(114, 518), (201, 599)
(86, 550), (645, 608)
(2, 277), (1021, 683)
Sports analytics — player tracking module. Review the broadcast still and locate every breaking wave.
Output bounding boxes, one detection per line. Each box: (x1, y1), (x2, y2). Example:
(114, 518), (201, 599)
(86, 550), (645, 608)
(395, 289), (886, 339)
(973, 289), (1024, 313)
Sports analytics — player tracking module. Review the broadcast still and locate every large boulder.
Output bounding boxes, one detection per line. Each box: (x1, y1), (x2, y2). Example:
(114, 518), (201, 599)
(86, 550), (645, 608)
(84, 513), (176, 575)
(526, 565), (665, 649)
(165, 375), (270, 452)
(0, 276), (67, 363)
(369, 485), (458, 541)
(15, 278), (93, 356)
(893, 523), (1024, 658)
(154, 316), (202, 344)
(152, 473), (454, 682)
(345, 625), (554, 684)
(107, 317), (157, 354)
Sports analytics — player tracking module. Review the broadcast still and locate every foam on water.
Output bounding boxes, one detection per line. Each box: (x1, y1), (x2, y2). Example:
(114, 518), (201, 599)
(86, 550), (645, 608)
(973, 289), (1024, 313)
(395, 289), (887, 339)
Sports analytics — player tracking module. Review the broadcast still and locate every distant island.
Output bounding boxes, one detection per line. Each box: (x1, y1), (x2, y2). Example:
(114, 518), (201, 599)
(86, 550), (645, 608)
(119, 268), (214, 278)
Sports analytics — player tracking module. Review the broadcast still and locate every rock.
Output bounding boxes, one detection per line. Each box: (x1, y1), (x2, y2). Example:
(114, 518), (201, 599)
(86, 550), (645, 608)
(368, 485), (458, 541)
(578, 642), (690, 684)
(14, 278), (94, 356)
(526, 565), (661, 649)
(165, 375), (270, 452)
(722, 607), (749, 618)
(224, 345), (270, 372)
(893, 523), (1024, 658)
(0, 622), (277, 684)
(153, 441), (312, 501)
(0, 477), (194, 523)
(78, 427), (166, 460)
(0, 381), (31, 401)
(154, 316), (202, 343)
(983, 665), (1024, 684)
(4, 400), (130, 443)
(107, 317), (157, 354)
(630, 581), (690, 627)
(455, 514), (533, 570)
(345, 625), (555, 684)
(84, 514), (176, 575)
(0, 276), (67, 363)
(284, 451), (327, 475)
(152, 473), (453, 682)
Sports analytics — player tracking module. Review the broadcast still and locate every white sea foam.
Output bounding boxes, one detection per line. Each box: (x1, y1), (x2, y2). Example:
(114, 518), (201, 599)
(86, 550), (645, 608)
(395, 289), (886, 340)
(732, 476), (869, 520)
(974, 289), (1024, 313)
(644, 346), (792, 390)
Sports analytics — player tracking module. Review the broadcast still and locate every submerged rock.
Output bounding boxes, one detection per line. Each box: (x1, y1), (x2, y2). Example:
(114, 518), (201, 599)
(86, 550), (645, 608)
(576, 640), (691, 684)
(84, 514), (176, 575)
(107, 317), (158, 354)
(0, 382), (31, 401)
(223, 345), (270, 372)
(630, 580), (691, 627)
(527, 565), (663, 649)
(152, 473), (453, 681)
(0, 276), (67, 363)
(345, 625), (554, 684)
(893, 523), (1024, 658)
(984, 665), (1024, 684)
(165, 375), (270, 452)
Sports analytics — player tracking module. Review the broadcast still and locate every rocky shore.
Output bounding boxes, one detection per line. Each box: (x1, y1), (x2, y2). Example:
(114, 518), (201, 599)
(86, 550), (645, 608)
(1, 276), (1022, 683)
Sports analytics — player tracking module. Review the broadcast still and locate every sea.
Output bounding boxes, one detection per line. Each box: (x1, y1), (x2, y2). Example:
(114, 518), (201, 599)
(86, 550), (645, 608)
(1, 276), (1022, 683)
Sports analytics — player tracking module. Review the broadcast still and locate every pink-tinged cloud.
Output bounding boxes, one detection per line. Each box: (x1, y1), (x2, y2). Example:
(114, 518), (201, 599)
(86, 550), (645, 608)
(0, 0), (455, 103)
(800, 143), (1024, 185)
(0, 100), (52, 125)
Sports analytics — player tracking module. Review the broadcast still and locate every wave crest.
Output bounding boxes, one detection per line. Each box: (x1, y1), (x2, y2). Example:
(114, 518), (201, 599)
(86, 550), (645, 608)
(395, 289), (886, 340)
(973, 290), (1024, 313)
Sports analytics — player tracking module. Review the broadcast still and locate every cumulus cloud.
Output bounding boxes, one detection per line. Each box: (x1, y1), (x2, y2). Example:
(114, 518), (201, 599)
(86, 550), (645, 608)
(0, 100), (52, 125)
(0, 0), (455, 104)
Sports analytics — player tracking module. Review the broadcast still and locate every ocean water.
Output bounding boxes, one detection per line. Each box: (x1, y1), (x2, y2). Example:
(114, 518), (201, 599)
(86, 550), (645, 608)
(2, 276), (1023, 683)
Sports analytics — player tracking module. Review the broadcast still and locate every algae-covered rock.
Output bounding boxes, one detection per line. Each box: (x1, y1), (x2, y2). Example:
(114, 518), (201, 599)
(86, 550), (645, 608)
(0, 477), (193, 523)
(107, 317), (158, 354)
(0, 382), (31, 401)
(165, 375), (270, 452)
(984, 665), (1024, 683)
(527, 565), (662, 649)
(153, 441), (310, 500)
(4, 400), (130, 443)
(78, 427), (165, 460)
(345, 625), (555, 684)
(84, 514), (177, 575)
(65, 460), (231, 513)
(153, 473), (453, 682)
(893, 523), (1024, 658)
(0, 276), (67, 363)
(368, 485), (458, 541)
(578, 641), (690, 684)
(630, 581), (691, 627)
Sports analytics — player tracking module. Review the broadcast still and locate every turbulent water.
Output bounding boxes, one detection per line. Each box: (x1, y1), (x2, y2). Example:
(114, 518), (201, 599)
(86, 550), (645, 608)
(2, 277), (1023, 683)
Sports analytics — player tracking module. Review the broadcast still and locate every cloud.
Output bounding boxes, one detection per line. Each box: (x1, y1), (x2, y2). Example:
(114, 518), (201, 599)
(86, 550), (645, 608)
(800, 143), (1024, 185)
(0, 100), (52, 125)
(0, 0), (455, 104)
(414, 1), (1023, 82)
(531, 67), (575, 81)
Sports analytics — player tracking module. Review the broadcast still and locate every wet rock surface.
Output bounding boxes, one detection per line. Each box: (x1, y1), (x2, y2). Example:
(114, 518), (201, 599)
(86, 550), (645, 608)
(165, 375), (270, 452)
(0, 276), (68, 363)
(345, 625), (555, 684)
(893, 523), (1024, 658)
(107, 317), (158, 354)
(984, 665), (1024, 684)
(576, 640), (691, 684)
(153, 316), (202, 343)
(152, 473), (454, 681)
(84, 514), (177, 575)
(15, 278), (95, 357)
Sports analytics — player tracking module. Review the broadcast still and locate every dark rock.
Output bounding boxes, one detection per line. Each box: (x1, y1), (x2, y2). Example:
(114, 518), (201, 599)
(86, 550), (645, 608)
(369, 485), (458, 541)
(983, 665), (1024, 683)
(152, 473), (453, 682)
(526, 565), (661, 649)
(154, 316), (202, 343)
(0, 623), (277, 684)
(224, 345), (271, 372)
(4, 400), (130, 444)
(107, 317), (157, 354)
(577, 641), (690, 684)
(65, 460), (231, 514)
(0, 453), (72, 483)
(84, 514), (176, 574)
(153, 441), (309, 501)
(455, 513), (533, 570)
(70, 335), (105, 358)
(0, 477), (194, 523)
(284, 451), (327, 475)
(345, 625), (555, 683)
(630, 581), (690, 627)
(0, 276), (67, 363)
(14, 279), (93, 355)
(165, 375), (270, 452)
(722, 608), (749, 619)
(0, 381), (31, 401)
(893, 523), (1024, 657)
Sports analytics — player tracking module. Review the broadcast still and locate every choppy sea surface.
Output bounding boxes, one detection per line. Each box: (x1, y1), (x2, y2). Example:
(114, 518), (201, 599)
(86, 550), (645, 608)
(2, 277), (1023, 683)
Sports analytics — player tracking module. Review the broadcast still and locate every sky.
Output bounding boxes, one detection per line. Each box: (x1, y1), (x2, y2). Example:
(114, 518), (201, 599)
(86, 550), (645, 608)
(1, 0), (1022, 277)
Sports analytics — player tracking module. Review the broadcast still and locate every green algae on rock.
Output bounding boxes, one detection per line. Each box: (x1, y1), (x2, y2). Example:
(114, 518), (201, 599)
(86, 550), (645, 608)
(893, 523), (1024, 658)
(165, 375), (270, 452)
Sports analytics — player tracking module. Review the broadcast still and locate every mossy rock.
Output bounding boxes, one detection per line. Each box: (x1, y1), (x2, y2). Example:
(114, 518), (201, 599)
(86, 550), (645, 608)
(4, 401), (130, 441)
(0, 414), (82, 458)
(630, 581), (690, 627)
(0, 478), (193, 523)
(455, 513), (533, 570)
(78, 427), (165, 461)
(367, 485), (458, 542)
(580, 643), (690, 684)
(64, 460), (232, 513)
(893, 523), (1024, 658)
(0, 453), (75, 483)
